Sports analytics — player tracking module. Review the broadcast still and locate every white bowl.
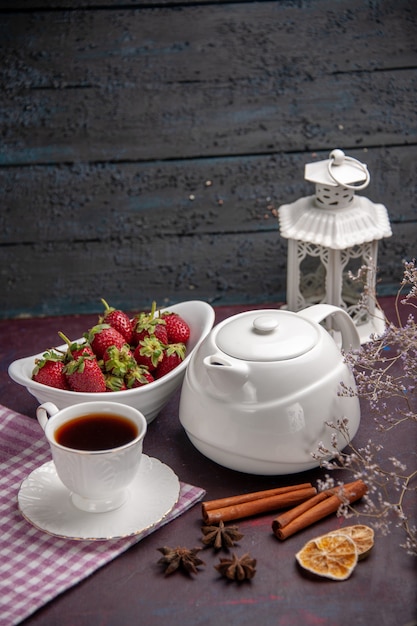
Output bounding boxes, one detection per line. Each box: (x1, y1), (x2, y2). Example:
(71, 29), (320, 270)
(8, 300), (215, 424)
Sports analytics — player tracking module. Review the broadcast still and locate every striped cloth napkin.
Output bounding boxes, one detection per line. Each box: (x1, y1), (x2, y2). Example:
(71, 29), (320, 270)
(0, 404), (205, 626)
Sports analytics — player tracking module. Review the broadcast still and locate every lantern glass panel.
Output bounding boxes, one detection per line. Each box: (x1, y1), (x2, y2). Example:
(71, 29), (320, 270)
(341, 242), (376, 326)
(299, 251), (326, 306)
(341, 254), (364, 305)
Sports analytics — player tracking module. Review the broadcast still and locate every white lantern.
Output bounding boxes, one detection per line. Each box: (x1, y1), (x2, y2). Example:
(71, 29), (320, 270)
(278, 149), (392, 343)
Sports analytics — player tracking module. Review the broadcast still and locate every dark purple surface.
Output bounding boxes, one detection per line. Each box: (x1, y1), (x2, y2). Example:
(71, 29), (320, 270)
(1, 300), (416, 626)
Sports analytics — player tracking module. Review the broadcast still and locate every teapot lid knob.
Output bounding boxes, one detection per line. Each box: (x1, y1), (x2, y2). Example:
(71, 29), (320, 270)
(253, 315), (279, 333)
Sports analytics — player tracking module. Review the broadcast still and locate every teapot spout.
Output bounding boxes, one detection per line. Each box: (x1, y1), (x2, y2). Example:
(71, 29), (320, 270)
(203, 354), (249, 395)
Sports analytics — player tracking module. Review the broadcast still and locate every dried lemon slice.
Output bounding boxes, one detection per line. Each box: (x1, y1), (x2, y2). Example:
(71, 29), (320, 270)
(327, 525), (374, 560)
(295, 533), (358, 581)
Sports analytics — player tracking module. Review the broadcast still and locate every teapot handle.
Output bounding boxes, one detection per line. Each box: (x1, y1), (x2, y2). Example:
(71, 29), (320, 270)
(297, 304), (360, 352)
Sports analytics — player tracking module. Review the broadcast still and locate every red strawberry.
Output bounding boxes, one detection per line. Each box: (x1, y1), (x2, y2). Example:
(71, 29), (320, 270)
(161, 312), (190, 343)
(58, 332), (94, 361)
(155, 343), (186, 378)
(86, 324), (127, 359)
(64, 354), (106, 393)
(71, 344), (94, 359)
(133, 321), (168, 346)
(133, 336), (164, 371)
(103, 344), (135, 377)
(131, 302), (168, 346)
(99, 299), (133, 343)
(104, 373), (127, 392)
(32, 351), (69, 390)
(125, 364), (154, 388)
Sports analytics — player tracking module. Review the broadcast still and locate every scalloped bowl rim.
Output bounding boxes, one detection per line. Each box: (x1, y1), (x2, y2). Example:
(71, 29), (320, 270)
(8, 300), (215, 421)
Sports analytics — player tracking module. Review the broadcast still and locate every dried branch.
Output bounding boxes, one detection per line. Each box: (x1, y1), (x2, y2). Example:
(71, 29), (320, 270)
(313, 259), (417, 556)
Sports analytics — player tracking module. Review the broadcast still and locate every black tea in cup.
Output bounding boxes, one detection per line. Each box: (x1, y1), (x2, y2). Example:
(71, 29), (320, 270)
(55, 413), (139, 451)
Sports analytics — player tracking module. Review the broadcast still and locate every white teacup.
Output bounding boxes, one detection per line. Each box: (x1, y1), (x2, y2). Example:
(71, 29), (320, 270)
(36, 401), (147, 513)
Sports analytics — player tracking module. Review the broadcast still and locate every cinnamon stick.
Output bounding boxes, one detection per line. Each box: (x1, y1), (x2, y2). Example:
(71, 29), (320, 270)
(202, 486), (317, 524)
(203, 483), (313, 512)
(272, 479), (368, 540)
(272, 490), (331, 530)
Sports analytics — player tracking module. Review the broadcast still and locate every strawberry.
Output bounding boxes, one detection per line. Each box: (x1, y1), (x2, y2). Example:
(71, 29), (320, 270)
(64, 354), (106, 393)
(104, 373), (127, 392)
(102, 344), (135, 377)
(161, 312), (190, 343)
(58, 332), (94, 361)
(85, 324), (127, 359)
(125, 364), (154, 388)
(99, 299), (133, 344)
(133, 336), (164, 371)
(131, 301), (168, 346)
(71, 344), (95, 359)
(155, 343), (186, 378)
(133, 320), (168, 346)
(32, 350), (69, 390)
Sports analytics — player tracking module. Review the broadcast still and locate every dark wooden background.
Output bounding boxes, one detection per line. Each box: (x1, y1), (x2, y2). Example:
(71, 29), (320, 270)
(1, 0), (416, 320)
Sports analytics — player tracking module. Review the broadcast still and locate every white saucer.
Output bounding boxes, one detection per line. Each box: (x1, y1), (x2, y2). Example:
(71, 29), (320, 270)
(18, 456), (180, 540)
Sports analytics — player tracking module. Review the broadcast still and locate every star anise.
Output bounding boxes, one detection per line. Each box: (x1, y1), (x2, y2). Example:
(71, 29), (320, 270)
(157, 546), (205, 576)
(214, 552), (257, 582)
(201, 520), (244, 550)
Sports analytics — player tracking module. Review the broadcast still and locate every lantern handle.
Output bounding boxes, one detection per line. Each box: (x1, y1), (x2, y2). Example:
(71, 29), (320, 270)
(327, 149), (370, 190)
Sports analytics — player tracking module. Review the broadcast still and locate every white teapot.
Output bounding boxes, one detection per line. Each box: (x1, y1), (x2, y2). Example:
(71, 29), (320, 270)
(179, 304), (361, 475)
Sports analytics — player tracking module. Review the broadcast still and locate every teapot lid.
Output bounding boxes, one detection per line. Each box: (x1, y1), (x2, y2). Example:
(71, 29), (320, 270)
(216, 310), (319, 361)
